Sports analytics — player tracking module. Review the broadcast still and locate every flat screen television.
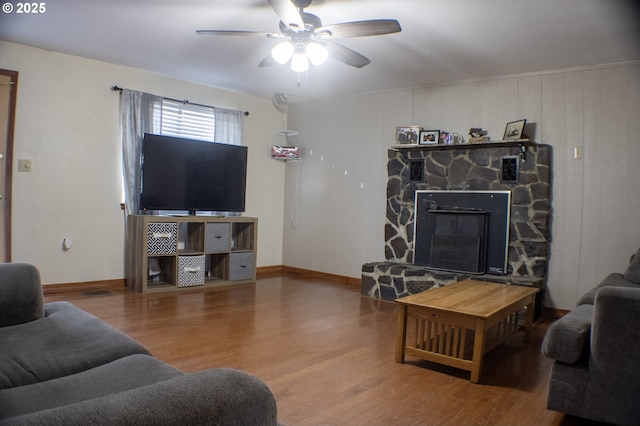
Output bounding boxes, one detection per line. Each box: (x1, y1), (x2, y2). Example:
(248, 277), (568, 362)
(140, 133), (248, 214)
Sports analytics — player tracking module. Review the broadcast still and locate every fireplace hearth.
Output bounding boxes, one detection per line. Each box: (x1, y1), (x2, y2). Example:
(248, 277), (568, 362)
(362, 142), (552, 319)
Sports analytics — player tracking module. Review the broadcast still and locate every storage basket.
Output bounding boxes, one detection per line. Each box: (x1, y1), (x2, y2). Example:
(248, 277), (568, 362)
(147, 222), (177, 255)
(177, 255), (205, 287)
(229, 252), (255, 281)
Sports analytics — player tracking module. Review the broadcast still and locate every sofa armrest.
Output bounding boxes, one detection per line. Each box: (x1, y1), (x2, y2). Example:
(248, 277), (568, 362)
(2, 368), (278, 425)
(542, 304), (593, 364)
(0, 263), (44, 327)
(623, 247), (640, 283)
(591, 286), (640, 375)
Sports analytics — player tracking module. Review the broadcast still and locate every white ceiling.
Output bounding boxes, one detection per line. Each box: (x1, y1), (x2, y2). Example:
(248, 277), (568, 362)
(1, 0), (639, 103)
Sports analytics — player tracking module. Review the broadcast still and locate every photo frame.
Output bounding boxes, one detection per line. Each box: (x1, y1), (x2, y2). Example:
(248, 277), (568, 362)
(395, 126), (421, 145)
(503, 119), (527, 140)
(419, 130), (440, 145)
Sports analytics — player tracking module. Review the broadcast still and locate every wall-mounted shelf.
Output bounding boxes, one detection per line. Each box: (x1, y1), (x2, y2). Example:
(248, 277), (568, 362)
(391, 140), (537, 161)
(274, 130), (299, 137)
(271, 157), (299, 162)
(272, 130), (299, 161)
(391, 140), (535, 151)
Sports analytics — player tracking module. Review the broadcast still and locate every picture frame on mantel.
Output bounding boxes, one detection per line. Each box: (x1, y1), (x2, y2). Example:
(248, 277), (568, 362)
(419, 130), (440, 145)
(395, 126), (420, 145)
(503, 119), (527, 140)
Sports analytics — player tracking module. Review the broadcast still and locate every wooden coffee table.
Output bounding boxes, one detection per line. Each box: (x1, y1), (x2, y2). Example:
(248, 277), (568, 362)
(395, 279), (538, 383)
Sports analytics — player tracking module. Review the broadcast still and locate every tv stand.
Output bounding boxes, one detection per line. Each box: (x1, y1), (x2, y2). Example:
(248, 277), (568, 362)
(126, 215), (257, 293)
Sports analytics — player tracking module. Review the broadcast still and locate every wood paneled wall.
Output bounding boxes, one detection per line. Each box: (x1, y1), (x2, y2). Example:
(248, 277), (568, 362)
(285, 62), (640, 309)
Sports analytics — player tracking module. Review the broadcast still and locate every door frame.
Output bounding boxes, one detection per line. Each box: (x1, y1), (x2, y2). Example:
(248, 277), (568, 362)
(1, 69), (18, 262)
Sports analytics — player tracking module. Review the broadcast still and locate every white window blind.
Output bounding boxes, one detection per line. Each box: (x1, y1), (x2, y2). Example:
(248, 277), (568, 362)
(156, 99), (216, 141)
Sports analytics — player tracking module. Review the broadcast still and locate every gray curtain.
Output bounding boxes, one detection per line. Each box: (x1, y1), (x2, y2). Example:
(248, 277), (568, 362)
(120, 90), (161, 214)
(214, 107), (244, 146)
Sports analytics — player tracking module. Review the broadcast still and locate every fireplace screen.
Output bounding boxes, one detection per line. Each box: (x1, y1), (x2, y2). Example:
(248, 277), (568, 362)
(428, 209), (489, 273)
(414, 190), (511, 275)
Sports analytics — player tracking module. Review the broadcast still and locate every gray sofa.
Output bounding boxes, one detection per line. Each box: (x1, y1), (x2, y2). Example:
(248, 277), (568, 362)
(541, 248), (640, 425)
(0, 263), (278, 425)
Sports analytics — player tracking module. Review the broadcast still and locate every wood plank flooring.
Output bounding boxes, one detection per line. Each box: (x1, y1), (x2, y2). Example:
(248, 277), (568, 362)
(44, 274), (600, 425)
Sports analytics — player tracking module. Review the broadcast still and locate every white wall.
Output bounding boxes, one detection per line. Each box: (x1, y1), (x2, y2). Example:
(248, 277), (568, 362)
(0, 41), (286, 285)
(284, 62), (640, 310)
(3, 41), (638, 308)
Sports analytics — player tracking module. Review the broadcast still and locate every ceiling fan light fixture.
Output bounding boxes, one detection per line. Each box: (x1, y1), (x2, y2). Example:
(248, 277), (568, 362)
(291, 51), (309, 72)
(198, 1), (402, 73)
(306, 41), (328, 66)
(271, 41), (294, 64)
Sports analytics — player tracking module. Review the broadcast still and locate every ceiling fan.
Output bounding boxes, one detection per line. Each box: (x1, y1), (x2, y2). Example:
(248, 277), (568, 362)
(196, 0), (401, 73)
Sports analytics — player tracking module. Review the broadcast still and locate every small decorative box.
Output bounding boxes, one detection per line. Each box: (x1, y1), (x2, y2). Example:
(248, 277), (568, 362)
(271, 145), (299, 159)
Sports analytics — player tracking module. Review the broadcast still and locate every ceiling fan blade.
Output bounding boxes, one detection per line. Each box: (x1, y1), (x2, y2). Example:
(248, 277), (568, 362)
(196, 30), (283, 38)
(268, 0), (304, 30)
(259, 54), (277, 67)
(324, 42), (371, 68)
(316, 19), (401, 38)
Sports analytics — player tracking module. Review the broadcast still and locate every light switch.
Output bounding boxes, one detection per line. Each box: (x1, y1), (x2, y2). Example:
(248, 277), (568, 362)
(573, 146), (583, 160)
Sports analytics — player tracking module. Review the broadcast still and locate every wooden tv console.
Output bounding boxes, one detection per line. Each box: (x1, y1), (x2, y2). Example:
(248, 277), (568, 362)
(126, 215), (257, 294)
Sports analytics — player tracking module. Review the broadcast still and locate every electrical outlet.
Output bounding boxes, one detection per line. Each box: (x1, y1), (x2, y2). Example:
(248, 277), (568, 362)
(18, 159), (32, 172)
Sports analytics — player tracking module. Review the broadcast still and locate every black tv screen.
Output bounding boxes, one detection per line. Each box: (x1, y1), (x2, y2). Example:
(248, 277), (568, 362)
(140, 133), (247, 213)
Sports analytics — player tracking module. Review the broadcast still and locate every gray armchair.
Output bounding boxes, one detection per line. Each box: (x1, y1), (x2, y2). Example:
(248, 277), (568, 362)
(542, 286), (640, 425)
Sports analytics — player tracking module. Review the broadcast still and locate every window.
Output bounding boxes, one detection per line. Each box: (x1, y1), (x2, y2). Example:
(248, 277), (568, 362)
(120, 88), (244, 214)
(155, 99), (216, 142)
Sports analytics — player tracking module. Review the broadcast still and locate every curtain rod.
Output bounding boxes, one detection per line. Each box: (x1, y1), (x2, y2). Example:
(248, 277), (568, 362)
(111, 85), (249, 116)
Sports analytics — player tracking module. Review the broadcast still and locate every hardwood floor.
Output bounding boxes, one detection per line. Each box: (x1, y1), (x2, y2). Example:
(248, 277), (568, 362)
(44, 273), (597, 425)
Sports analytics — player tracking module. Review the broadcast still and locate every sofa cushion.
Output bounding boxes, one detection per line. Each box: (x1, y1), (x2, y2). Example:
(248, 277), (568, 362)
(577, 272), (639, 305)
(0, 263), (44, 327)
(2, 368), (279, 426)
(541, 304), (593, 364)
(577, 288), (598, 306)
(0, 301), (151, 390)
(624, 248), (640, 283)
(0, 354), (184, 419)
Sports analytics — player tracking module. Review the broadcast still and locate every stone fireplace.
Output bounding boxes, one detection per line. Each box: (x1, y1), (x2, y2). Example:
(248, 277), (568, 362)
(361, 142), (552, 319)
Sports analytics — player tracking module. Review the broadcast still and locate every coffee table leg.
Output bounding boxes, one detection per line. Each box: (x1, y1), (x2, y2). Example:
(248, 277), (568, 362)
(395, 304), (407, 363)
(524, 295), (535, 342)
(470, 320), (487, 383)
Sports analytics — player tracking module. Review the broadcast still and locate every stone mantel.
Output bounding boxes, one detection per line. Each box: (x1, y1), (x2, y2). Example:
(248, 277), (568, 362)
(361, 141), (552, 319)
